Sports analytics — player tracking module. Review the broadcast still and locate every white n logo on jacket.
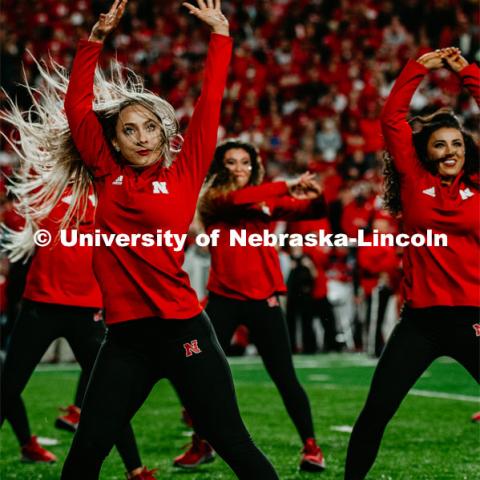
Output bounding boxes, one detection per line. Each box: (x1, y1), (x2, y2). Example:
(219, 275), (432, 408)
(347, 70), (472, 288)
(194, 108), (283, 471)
(152, 181), (169, 194)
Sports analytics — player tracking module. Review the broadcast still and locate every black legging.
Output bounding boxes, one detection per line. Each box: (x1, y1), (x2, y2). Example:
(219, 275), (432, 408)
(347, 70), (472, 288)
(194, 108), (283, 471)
(365, 286), (394, 358)
(207, 292), (315, 443)
(1, 259), (30, 350)
(0, 300), (141, 471)
(0, 353), (30, 446)
(61, 312), (278, 480)
(73, 370), (90, 408)
(345, 306), (480, 479)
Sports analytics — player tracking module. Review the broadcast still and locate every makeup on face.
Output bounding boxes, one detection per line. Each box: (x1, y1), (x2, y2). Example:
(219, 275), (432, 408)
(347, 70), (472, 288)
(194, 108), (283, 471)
(114, 104), (164, 167)
(223, 148), (253, 188)
(426, 128), (465, 181)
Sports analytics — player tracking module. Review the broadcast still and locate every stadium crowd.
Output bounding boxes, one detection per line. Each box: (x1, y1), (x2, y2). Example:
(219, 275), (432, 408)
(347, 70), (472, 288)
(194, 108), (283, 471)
(1, 0), (479, 356)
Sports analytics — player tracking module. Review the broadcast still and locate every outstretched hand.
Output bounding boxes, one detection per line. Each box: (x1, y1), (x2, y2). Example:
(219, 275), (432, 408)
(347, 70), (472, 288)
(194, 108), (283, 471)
(287, 172), (323, 200)
(89, 0), (128, 43)
(183, 0), (229, 36)
(439, 47), (469, 72)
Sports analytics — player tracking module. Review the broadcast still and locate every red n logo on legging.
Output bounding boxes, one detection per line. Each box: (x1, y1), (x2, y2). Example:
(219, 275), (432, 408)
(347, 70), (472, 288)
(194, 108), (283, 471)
(473, 324), (480, 337)
(184, 340), (202, 357)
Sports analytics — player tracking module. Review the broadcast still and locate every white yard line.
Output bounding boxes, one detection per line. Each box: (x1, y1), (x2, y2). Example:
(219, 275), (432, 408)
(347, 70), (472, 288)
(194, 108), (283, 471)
(330, 425), (353, 433)
(409, 389), (479, 403)
(307, 374), (331, 381)
(36, 364), (81, 372)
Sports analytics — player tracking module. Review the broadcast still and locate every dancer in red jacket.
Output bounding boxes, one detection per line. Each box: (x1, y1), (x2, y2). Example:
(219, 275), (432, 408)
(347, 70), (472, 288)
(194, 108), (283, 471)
(1, 189), (155, 479)
(345, 47), (480, 479)
(174, 138), (327, 472)
(56, 1), (277, 478)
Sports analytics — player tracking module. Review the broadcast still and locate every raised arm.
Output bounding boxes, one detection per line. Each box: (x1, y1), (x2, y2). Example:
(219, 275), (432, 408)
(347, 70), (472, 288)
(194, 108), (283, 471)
(441, 47), (480, 106)
(459, 63), (480, 105)
(380, 51), (443, 176)
(174, 0), (233, 194)
(64, 0), (127, 177)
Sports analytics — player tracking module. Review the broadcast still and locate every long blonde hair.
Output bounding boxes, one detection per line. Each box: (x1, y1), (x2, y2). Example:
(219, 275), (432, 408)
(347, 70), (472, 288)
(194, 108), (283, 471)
(1, 54), (181, 261)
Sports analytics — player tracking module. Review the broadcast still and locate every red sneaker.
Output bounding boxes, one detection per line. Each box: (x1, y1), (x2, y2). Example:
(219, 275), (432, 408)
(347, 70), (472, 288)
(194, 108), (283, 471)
(21, 436), (57, 463)
(300, 437), (326, 472)
(55, 405), (81, 432)
(472, 412), (480, 423)
(128, 466), (158, 479)
(173, 434), (215, 468)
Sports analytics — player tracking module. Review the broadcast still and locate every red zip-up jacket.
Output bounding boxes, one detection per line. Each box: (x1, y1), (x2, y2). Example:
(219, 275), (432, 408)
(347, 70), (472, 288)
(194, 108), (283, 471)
(204, 181), (326, 300)
(64, 35), (232, 324)
(381, 60), (480, 308)
(23, 187), (102, 308)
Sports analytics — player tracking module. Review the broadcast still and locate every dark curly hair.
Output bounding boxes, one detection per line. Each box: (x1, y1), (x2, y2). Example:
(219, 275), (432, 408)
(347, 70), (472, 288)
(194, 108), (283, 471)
(383, 109), (479, 215)
(199, 139), (265, 226)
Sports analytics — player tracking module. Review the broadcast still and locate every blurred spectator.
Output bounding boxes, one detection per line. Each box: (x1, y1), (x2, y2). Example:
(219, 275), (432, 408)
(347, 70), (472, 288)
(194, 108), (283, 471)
(316, 119), (342, 163)
(356, 211), (401, 357)
(286, 246), (314, 353)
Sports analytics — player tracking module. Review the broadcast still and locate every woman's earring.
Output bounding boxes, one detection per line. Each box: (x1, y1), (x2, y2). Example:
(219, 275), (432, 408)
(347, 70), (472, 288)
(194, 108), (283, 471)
(169, 134), (184, 153)
(114, 145), (120, 152)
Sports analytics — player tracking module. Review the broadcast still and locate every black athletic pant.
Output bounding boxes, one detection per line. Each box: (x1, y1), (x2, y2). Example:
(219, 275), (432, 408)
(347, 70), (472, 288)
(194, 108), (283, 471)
(0, 353), (31, 447)
(61, 312), (278, 480)
(74, 369), (90, 408)
(312, 297), (340, 352)
(286, 293), (314, 353)
(365, 287), (393, 358)
(345, 306), (480, 479)
(207, 293), (315, 442)
(1, 259), (30, 349)
(0, 300), (141, 471)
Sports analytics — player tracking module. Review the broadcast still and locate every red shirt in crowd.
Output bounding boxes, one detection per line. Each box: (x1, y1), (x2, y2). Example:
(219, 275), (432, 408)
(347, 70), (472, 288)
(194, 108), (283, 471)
(205, 181), (326, 301)
(381, 60), (480, 308)
(64, 34), (232, 324)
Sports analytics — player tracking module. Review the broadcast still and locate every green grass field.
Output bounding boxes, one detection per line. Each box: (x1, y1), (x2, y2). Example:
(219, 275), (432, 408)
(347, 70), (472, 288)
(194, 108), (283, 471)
(1, 354), (479, 479)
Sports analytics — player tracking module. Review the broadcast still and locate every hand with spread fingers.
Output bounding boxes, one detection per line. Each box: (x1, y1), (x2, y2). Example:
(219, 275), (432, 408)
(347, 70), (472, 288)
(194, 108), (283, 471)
(439, 47), (469, 72)
(89, 0), (128, 43)
(183, 0), (229, 36)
